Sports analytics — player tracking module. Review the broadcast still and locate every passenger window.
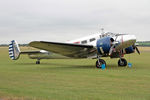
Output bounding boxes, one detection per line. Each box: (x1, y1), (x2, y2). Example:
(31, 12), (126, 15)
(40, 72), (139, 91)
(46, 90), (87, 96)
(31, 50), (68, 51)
(81, 40), (87, 44)
(89, 38), (96, 42)
(99, 35), (101, 38)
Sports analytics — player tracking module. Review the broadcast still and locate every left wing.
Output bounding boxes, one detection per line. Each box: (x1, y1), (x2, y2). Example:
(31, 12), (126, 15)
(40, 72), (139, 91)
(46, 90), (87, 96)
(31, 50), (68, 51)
(21, 51), (41, 54)
(29, 41), (96, 58)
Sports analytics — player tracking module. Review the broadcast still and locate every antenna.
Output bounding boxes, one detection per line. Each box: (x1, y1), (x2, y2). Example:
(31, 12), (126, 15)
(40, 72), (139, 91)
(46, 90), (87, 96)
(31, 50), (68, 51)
(101, 28), (104, 33)
(101, 28), (105, 37)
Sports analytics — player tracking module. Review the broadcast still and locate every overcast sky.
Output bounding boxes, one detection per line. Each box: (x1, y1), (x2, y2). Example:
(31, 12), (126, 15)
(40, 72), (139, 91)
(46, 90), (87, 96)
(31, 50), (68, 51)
(0, 0), (150, 44)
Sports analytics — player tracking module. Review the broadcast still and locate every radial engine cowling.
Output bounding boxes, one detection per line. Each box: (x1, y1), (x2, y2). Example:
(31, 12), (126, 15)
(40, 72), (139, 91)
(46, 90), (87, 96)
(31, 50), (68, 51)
(96, 37), (112, 55)
(125, 46), (135, 54)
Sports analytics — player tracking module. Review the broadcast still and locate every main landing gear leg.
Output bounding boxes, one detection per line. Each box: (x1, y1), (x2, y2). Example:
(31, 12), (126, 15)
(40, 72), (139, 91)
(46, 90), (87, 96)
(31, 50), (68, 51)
(36, 59), (40, 64)
(96, 56), (106, 68)
(118, 58), (127, 67)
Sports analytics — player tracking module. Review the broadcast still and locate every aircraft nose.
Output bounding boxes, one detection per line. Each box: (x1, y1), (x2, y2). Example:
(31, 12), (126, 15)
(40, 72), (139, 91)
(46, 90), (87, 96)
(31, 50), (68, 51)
(115, 34), (137, 50)
(117, 34), (136, 43)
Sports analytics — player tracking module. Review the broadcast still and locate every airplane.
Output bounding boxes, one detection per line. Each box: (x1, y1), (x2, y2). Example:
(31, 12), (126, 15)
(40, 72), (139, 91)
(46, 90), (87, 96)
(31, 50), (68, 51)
(8, 32), (140, 68)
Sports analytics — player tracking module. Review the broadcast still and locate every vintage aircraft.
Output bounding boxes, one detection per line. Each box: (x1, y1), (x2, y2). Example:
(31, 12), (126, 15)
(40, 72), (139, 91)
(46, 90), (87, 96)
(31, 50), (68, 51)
(9, 32), (140, 68)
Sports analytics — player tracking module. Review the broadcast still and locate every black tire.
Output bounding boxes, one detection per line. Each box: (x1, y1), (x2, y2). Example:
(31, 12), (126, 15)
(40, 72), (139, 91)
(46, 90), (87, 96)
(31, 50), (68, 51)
(118, 58), (127, 67)
(36, 61), (40, 64)
(96, 59), (106, 68)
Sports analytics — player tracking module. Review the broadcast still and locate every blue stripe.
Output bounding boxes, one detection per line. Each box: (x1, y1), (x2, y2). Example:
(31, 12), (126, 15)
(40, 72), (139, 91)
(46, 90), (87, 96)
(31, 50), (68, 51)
(9, 52), (13, 54)
(10, 57), (14, 59)
(9, 47), (13, 49)
(9, 53), (13, 55)
(9, 55), (13, 57)
(9, 50), (13, 52)
(10, 55), (14, 57)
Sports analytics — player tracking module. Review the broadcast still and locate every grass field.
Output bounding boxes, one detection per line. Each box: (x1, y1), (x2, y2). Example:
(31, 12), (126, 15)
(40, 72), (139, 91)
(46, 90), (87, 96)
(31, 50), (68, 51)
(0, 47), (150, 100)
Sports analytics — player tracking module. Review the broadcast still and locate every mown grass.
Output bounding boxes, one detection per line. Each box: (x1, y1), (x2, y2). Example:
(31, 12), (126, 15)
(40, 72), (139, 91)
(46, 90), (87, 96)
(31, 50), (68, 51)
(0, 47), (150, 100)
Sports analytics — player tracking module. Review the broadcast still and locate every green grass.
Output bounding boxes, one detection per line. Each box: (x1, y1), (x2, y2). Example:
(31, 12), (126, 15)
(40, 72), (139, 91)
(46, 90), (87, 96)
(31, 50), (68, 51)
(0, 47), (150, 100)
(137, 42), (150, 46)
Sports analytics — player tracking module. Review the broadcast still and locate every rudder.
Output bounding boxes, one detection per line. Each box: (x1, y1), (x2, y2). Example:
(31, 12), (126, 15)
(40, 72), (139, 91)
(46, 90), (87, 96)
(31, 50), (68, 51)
(9, 40), (21, 60)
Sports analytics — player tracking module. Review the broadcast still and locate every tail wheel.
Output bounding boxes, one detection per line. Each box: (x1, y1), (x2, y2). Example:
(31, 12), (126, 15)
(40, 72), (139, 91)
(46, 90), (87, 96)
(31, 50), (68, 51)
(96, 59), (106, 68)
(36, 61), (40, 64)
(118, 58), (127, 67)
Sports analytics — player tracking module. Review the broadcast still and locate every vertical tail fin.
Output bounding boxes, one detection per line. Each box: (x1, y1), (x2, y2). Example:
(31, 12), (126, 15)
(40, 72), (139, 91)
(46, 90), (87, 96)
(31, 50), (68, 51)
(9, 40), (21, 60)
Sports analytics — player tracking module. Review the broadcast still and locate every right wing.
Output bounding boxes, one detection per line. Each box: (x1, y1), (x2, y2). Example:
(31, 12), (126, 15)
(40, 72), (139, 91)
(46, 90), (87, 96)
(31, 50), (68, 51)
(29, 41), (96, 58)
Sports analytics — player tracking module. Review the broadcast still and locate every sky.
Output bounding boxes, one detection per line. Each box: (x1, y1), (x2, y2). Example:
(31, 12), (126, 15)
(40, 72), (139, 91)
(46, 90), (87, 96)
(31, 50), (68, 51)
(0, 0), (150, 44)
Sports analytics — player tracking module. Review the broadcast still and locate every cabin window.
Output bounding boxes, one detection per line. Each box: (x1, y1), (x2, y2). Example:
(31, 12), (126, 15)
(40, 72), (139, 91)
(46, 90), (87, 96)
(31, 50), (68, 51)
(81, 40), (87, 44)
(99, 35), (101, 38)
(89, 38), (96, 42)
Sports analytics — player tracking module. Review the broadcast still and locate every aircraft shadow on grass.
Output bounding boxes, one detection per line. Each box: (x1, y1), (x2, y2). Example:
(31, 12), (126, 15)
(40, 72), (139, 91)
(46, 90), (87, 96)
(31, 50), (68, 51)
(16, 62), (125, 70)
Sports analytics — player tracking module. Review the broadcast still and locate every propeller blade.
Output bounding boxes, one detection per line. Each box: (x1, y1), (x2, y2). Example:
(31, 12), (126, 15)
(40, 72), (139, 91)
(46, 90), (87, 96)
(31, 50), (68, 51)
(135, 46), (140, 55)
(109, 37), (119, 56)
(109, 45), (115, 55)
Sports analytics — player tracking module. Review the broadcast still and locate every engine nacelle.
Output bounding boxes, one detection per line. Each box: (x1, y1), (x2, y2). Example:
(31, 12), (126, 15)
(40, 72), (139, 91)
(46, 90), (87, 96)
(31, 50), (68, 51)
(28, 51), (68, 59)
(125, 46), (135, 54)
(96, 37), (111, 55)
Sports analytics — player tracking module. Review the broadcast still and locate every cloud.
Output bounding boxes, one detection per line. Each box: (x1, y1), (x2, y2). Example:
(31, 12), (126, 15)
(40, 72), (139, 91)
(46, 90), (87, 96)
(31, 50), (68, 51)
(0, 0), (150, 44)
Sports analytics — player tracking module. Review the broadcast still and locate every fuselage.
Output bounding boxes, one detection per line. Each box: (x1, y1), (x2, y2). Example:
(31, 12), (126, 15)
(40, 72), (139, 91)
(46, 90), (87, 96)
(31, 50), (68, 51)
(67, 32), (136, 49)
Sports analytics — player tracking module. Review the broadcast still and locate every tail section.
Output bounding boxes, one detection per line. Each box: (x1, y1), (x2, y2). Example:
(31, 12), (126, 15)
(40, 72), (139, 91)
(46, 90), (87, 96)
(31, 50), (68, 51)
(9, 40), (21, 60)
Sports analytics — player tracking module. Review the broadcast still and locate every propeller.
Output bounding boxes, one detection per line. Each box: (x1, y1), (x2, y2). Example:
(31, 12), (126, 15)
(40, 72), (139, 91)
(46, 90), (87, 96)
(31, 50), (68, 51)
(109, 37), (117, 55)
(135, 46), (140, 55)
(133, 45), (140, 55)
(109, 44), (115, 55)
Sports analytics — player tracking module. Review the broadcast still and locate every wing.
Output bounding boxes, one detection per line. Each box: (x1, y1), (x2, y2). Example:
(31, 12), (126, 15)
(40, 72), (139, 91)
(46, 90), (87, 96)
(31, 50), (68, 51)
(29, 41), (96, 58)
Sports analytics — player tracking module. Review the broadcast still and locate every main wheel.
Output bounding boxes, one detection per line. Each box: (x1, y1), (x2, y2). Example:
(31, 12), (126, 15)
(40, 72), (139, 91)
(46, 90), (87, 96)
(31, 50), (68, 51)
(118, 58), (127, 67)
(96, 59), (106, 68)
(36, 61), (40, 64)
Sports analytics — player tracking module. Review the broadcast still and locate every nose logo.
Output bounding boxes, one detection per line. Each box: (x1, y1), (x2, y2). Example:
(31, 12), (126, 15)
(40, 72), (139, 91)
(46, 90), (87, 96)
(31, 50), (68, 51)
(100, 43), (103, 45)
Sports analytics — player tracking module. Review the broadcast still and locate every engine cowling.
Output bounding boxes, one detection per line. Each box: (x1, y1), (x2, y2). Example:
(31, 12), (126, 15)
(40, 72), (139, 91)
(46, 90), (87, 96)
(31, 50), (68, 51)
(97, 36), (136, 56)
(125, 46), (135, 54)
(96, 37), (111, 55)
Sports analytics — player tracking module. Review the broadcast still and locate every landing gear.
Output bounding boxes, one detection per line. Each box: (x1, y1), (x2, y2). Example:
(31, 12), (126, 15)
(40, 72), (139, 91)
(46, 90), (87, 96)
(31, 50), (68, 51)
(36, 60), (40, 64)
(118, 58), (127, 67)
(96, 59), (106, 68)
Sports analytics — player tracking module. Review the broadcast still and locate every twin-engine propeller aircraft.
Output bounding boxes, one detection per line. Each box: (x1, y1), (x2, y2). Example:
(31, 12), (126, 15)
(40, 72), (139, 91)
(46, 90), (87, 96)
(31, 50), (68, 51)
(9, 32), (140, 68)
